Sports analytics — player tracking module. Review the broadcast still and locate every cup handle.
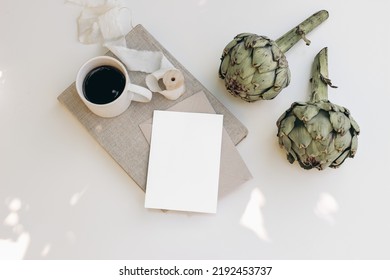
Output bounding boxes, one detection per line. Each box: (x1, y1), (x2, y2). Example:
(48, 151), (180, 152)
(128, 83), (152, 102)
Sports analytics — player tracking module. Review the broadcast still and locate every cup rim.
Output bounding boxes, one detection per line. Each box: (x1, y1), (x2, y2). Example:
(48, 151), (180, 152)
(76, 56), (129, 107)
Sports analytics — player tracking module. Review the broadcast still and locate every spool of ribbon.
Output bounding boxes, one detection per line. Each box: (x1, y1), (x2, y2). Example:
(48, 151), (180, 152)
(146, 69), (186, 100)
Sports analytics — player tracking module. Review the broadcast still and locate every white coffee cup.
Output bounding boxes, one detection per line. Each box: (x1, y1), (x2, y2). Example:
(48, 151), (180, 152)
(76, 56), (152, 118)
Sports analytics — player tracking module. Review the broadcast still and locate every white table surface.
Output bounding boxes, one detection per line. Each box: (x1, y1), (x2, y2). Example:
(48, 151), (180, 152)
(1, 0), (389, 260)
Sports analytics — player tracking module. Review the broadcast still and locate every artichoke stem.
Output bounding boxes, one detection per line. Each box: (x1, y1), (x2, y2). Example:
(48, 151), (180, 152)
(310, 47), (337, 103)
(275, 10), (329, 54)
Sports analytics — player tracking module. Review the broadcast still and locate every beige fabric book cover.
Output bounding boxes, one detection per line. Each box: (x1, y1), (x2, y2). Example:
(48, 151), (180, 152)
(57, 24), (248, 191)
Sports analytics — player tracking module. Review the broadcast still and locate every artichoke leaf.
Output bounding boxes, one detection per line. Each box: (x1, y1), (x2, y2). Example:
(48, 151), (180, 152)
(246, 84), (263, 96)
(245, 35), (270, 48)
(334, 131), (352, 152)
(251, 71), (275, 91)
(316, 101), (333, 112)
(274, 67), (291, 89)
(244, 94), (262, 101)
(238, 56), (257, 79)
(252, 47), (278, 70)
(332, 103), (345, 113)
(251, 48), (266, 68)
(330, 103), (341, 112)
(235, 33), (255, 39)
(219, 56), (230, 78)
(329, 111), (351, 135)
(349, 116), (361, 133)
(281, 135), (292, 152)
(306, 111), (333, 140)
(226, 62), (243, 77)
(333, 149), (350, 167)
(278, 56), (289, 68)
(236, 73), (253, 87)
(306, 138), (328, 156)
(271, 43), (283, 61)
(294, 101), (308, 106)
(278, 134), (284, 146)
(287, 150), (297, 164)
(291, 141), (306, 156)
(323, 136), (336, 154)
(243, 35), (258, 48)
(306, 140), (321, 157)
(319, 159), (333, 170)
(261, 86), (282, 100)
(292, 104), (320, 122)
(350, 134), (358, 156)
(298, 152), (320, 169)
(276, 110), (287, 127)
(289, 125), (312, 149)
(258, 60), (278, 74)
(321, 149), (341, 169)
(279, 115), (296, 136)
(223, 38), (239, 56)
(231, 43), (251, 65)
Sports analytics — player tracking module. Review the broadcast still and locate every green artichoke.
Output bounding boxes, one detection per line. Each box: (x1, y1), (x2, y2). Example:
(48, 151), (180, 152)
(276, 47), (360, 170)
(219, 10), (329, 102)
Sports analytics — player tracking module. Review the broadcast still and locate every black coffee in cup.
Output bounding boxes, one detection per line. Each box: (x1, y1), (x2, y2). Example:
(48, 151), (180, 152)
(83, 65), (126, 104)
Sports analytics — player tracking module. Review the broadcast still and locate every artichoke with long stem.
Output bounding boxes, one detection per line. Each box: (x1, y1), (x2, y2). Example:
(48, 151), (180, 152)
(219, 10), (329, 102)
(276, 47), (360, 170)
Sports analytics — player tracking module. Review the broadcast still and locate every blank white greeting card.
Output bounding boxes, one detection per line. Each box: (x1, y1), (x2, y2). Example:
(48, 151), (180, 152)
(145, 110), (224, 213)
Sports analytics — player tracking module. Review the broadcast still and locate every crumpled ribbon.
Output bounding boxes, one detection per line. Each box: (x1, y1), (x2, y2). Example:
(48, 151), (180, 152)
(68, 0), (127, 45)
(68, 0), (185, 100)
